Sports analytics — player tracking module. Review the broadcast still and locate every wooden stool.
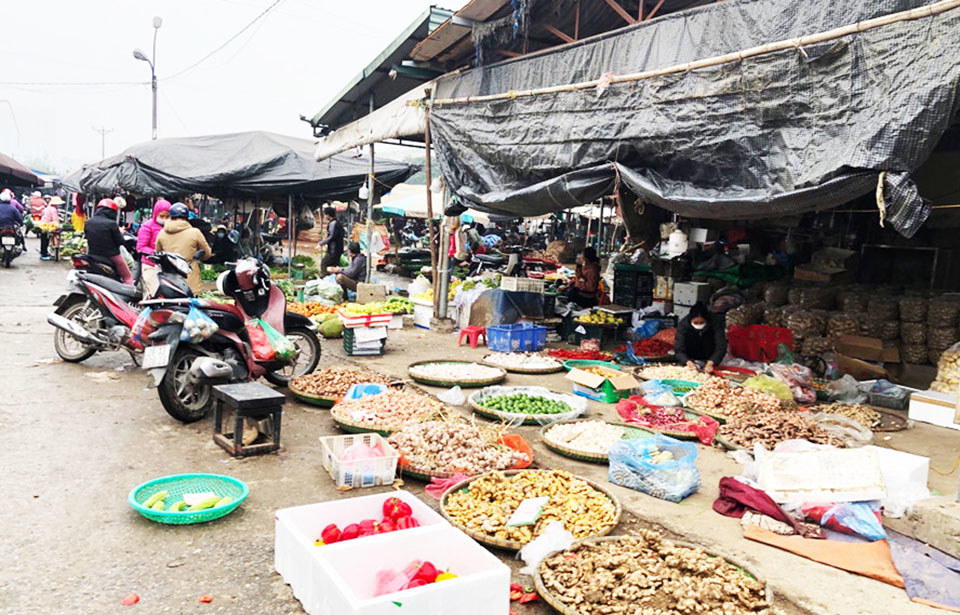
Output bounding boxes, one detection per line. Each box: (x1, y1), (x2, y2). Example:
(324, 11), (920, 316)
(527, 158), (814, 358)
(212, 382), (286, 457)
(458, 325), (487, 348)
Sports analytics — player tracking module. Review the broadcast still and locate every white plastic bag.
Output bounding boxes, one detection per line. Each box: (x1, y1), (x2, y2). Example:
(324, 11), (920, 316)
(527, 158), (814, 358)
(518, 521), (574, 576)
(437, 386), (466, 406)
(408, 275), (430, 297)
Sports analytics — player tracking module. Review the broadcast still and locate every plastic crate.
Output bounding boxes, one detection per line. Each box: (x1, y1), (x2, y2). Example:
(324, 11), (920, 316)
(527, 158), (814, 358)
(500, 276), (545, 293)
(342, 328), (386, 356)
(338, 310), (393, 329)
(318, 433), (399, 489)
(486, 323), (547, 352)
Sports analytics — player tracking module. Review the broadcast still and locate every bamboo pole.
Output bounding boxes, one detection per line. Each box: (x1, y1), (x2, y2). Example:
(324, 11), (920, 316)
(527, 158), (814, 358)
(431, 0), (960, 107)
(424, 88), (439, 317)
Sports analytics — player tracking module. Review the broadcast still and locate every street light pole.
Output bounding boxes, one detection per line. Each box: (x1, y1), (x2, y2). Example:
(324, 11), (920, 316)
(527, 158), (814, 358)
(133, 16), (162, 140)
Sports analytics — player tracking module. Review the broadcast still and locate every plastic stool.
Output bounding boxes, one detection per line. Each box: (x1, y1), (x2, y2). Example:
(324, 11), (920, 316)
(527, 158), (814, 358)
(458, 325), (487, 348)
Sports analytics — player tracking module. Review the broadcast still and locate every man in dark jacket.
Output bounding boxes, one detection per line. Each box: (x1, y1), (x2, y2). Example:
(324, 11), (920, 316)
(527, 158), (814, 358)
(84, 198), (134, 284)
(0, 194), (23, 228)
(319, 206), (344, 274)
(674, 301), (727, 374)
(329, 241), (366, 293)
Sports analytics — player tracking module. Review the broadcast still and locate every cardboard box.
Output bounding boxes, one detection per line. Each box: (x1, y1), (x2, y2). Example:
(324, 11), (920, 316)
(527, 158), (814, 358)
(908, 390), (960, 431)
(835, 354), (887, 380)
(673, 282), (711, 306)
(356, 283), (387, 304)
(812, 247), (859, 271)
(654, 276), (673, 300)
(566, 367), (640, 403)
(835, 335), (900, 363)
(793, 264), (852, 283)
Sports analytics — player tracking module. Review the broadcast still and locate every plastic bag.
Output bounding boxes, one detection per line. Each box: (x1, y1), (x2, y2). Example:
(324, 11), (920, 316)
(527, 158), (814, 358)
(808, 413), (874, 448)
(742, 374), (793, 401)
(407, 275), (431, 297)
(632, 319), (661, 339)
(246, 320), (274, 362)
(639, 380), (681, 407)
(339, 440), (386, 462)
(131, 308), (155, 346)
(259, 318), (296, 362)
(768, 363), (816, 404)
(608, 434), (700, 502)
(519, 521), (575, 576)
(374, 560), (425, 597)
(180, 301), (219, 343)
(305, 275), (344, 305)
(802, 501), (886, 541)
(437, 386), (466, 406)
(425, 473), (471, 500)
(826, 374), (868, 403)
(344, 383), (388, 400)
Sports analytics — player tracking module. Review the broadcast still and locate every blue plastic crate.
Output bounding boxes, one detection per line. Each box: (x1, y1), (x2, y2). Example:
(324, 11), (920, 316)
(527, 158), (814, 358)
(486, 323), (547, 353)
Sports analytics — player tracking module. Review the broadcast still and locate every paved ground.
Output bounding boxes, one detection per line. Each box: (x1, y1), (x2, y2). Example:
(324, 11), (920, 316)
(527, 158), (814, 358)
(1, 237), (956, 615)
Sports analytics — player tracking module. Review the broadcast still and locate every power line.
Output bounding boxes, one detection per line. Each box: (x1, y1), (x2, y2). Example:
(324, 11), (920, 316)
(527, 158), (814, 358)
(0, 80), (146, 86)
(163, 0), (286, 81)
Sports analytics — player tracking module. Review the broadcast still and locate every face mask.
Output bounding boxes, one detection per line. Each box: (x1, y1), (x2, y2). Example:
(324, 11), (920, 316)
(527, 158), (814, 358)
(217, 233), (225, 238)
(158, 218), (167, 227)
(692, 322), (707, 331)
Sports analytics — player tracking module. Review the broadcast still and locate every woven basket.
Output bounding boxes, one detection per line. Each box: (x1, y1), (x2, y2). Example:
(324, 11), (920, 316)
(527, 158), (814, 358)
(288, 381), (338, 408)
(539, 420), (652, 464)
(480, 355), (563, 374)
(534, 536), (772, 615)
(627, 408), (712, 441)
(440, 470), (621, 551)
(407, 360), (507, 388)
(468, 386), (586, 426)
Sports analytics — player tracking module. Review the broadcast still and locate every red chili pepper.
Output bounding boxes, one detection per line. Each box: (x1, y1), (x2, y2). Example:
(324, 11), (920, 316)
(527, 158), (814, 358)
(413, 561), (439, 583)
(320, 523), (341, 544)
(121, 594), (140, 606)
(198, 595), (213, 603)
(509, 588), (524, 601)
(382, 497), (413, 521)
(519, 592), (539, 604)
(378, 519), (396, 533)
(340, 523), (360, 541)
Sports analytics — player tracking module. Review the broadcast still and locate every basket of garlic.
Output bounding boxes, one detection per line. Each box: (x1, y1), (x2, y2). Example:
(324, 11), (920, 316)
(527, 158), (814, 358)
(540, 420), (652, 463)
(407, 360), (507, 388)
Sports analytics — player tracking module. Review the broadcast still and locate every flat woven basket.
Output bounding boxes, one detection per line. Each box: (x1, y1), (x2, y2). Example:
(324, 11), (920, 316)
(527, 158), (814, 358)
(128, 473), (248, 525)
(480, 354), (564, 374)
(533, 536), (773, 615)
(468, 386), (586, 426)
(539, 420), (653, 464)
(288, 380), (338, 407)
(407, 360), (507, 388)
(330, 408), (415, 437)
(440, 470), (621, 551)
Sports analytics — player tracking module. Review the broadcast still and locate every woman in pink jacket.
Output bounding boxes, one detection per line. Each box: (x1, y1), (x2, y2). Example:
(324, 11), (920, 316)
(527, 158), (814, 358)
(137, 199), (171, 297)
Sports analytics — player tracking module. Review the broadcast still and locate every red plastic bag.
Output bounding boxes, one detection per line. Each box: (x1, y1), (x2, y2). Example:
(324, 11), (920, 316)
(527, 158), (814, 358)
(499, 434), (534, 469)
(246, 320), (275, 361)
(616, 396), (720, 445)
(425, 474), (471, 500)
(727, 325), (793, 362)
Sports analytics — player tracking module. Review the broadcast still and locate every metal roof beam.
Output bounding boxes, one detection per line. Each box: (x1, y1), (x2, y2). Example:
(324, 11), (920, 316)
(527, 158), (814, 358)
(602, 0), (637, 25)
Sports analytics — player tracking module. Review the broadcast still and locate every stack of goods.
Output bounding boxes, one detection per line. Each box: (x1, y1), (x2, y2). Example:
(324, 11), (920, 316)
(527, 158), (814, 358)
(866, 298), (900, 351)
(929, 345), (960, 393)
(927, 299), (959, 365)
(442, 470), (619, 546)
(290, 367), (394, 402)
(799, 286), (836, 310)
(542, 421), (627, 456)
(763, 305), (785, 327)
(635, 364), (712, 383)
(683, 378), (782, 420)
(899, 296), (928, 363)
(785, 310), (827, 350)
(725, 303), (766, 328)
(838, 290), (868, 314)
(388, 420), (526, 477)
(812, 402), (881, 429)
(718, 410), (845, 449)
(481, 352), (562, 372)
(764, 285), (789, 307)
(331, 389), (446, 433)
(827, 313), (859, 343)
(537, 531), (768, 615)
(575, 311), (624, 326)
(340, 302), (392, 356)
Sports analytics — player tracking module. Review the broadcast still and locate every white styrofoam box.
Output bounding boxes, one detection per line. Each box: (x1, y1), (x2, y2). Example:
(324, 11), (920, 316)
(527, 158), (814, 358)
(651, 299), (673, 315)
(413, 303), (432, 329)
(388, 314), (403, 330)
(908, 390), (960, 431)
(275, 491), (448, 614)
(673, 281), (711, 306)
(313, 526), (510, 615)
(862, 445), (930, 517)
(688, 227), (717, 244)
(674, 304), (691, 320)
(354, 326), (388, 343)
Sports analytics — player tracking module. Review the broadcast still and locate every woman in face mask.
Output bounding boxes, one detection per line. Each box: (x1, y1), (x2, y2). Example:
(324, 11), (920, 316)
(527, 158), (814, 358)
(136, 199), (172, 298)
(674, 301), (727, 375)
(211, 224), (237, 264)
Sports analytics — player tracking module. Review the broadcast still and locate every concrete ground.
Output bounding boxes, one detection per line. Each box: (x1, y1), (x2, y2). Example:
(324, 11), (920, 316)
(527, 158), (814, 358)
(1, 237), (957, 615)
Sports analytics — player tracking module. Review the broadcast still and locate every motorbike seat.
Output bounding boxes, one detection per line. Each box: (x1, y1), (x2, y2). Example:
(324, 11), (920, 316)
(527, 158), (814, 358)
(474, 253), (506, 265)
(81, 273), (141, 300)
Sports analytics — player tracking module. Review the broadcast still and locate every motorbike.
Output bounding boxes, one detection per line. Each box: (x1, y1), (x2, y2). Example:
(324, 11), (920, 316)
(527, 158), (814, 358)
(1, 226), (24, 268)
(69, 231), (139, 280)
(467, 245), (526, 277)
(47, 251), (195, 363)
(139, 257), (320, 423)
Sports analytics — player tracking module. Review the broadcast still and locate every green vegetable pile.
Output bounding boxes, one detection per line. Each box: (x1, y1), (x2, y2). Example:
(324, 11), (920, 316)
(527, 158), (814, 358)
(383, 297), (414, 314)
(481, 393), (573, 415)
(58, 231), (88, 258)
(275, 279), (296, 301)
(743, 374), (794, 401)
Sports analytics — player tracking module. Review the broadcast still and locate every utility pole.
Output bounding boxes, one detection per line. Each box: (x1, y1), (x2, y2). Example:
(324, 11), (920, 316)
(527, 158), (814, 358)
(92, 126), (113, 159)
(133, 16), (162, 139)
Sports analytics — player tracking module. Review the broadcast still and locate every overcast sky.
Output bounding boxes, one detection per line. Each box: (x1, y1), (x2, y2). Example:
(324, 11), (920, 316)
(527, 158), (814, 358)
(1, 0), (467, 174)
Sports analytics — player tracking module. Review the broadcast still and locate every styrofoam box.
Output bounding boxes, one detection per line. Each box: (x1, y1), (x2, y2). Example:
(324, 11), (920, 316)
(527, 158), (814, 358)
(862, 445), (930, 507)
(413, 303), (432, 329)
(275, 491), (447, 614)
(673, 281), (711, 306)
(674, 304), (691, 319)
(314, 526), (509, 615)
(908, 390), (960, 431)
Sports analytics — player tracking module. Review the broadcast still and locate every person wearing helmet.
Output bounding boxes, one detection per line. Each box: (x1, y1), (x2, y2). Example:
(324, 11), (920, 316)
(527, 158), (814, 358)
(155, 202), (212, 293)
(84, 198), (134, 284)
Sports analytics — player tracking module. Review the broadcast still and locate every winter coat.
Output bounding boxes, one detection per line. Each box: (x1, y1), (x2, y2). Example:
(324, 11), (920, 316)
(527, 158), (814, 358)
(573, 261), (600, 298)
(136, 200), (171, 264)
(84, 207), (125, 258)
(154, 218), (212, 292)
(40, 204), (59, 225)
(674, 313), (727, 365)
(0, 201), (23, 227)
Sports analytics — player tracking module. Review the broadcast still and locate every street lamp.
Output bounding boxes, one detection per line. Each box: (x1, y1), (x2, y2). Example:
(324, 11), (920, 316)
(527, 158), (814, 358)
(133, 16), (162, 139)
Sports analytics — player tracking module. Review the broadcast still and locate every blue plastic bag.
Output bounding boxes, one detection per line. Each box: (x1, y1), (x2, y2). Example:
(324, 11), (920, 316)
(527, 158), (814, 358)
(609, 434), (700, 502)
(804, 501), (887, 541)
(633, 319), (662, 339)
(344, 382), (388, 401)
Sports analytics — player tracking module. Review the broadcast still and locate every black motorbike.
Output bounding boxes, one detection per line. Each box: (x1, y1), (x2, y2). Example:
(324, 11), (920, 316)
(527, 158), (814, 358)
(69, 231), (139, 280)
(0, 226), (24, 268)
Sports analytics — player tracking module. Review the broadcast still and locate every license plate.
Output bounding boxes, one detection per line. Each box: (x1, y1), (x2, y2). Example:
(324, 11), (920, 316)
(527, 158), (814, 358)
(142, 344), (173, 370)
(0, 235), (14, 246)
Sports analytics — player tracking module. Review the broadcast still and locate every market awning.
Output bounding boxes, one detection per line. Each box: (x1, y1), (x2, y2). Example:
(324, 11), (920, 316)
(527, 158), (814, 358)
(65, 131), (417, 201)
(428, 0), (960, 237)
(0, 152), (42, 187)
(375, 181), (496, 225)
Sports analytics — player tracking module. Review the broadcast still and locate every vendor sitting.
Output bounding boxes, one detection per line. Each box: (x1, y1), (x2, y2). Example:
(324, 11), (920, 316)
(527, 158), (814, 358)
(328, 241), (366, 293)
(560, 247), (601, 308)
(675, 302), (727, 375)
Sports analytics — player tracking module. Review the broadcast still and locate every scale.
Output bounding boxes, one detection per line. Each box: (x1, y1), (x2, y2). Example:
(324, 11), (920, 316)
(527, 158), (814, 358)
(597, 304), (634, 316)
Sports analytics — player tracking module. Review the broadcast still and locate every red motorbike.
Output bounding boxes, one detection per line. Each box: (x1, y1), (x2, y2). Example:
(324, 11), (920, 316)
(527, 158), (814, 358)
(139, 257), (320, 422)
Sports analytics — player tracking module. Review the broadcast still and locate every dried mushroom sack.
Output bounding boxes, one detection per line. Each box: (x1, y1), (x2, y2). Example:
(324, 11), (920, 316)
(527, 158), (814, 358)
(902, 343), (928, 364)
(800, 286), (836, 310)
(827, 313), (859, 339)
(787, 287), (804, 305)
(801, 336), (833, 356)
(927, 326), (959, 350)
(725, 306), (755, 328)
(763, 306), (784, 327)
(928, 300), (960, 327)
(901, 323), (927, 345)
(899, 297), (928, 323)
(856, 313), (883, 337)
(880, 321), (900, 341)
(867, 298), (899, 321)
(764, 285), (789, 307)
(839, 293), (868, 313)
(786, 310), (826, 339)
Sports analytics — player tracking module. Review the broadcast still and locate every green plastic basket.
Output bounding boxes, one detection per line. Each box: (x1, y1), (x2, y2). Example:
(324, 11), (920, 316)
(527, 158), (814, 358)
(562, 360), (621, 372)
(660, 379), (702, 395)
(128, 473), (249, 525)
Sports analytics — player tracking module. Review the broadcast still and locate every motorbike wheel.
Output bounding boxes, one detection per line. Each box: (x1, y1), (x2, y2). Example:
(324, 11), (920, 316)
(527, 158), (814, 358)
(263, 326), (321, 387)
(53, 300), (100, 363)
(2, 250), (10, 268)
(158, 346), (213, 423)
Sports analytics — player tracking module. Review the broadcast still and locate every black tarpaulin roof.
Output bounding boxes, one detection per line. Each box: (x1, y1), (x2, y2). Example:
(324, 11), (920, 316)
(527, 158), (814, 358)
(429, 0), (960, 237)
(0, 152), (42, 187)
(63, 131), (417, 201)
